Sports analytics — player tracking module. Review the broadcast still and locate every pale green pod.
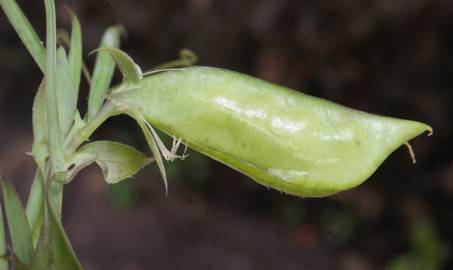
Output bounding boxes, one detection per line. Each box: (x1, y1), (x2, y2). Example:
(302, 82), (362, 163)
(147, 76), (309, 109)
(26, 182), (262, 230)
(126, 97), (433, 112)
(110, 66), (432, 197)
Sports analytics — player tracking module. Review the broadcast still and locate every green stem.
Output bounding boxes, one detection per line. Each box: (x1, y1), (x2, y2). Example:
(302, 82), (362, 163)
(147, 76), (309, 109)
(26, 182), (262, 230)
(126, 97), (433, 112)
(49, 181), (63, 217)
(26, 101), (119, 245)
(65, 101), (118, 154)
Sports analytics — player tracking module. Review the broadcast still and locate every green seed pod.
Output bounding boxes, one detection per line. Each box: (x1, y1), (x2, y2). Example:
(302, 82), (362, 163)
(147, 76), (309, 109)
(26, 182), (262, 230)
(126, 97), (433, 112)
(110, 66), (432, 197)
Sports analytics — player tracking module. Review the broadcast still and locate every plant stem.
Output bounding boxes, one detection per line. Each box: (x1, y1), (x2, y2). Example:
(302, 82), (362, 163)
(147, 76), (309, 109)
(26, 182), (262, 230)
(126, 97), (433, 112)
(49, 181), (63, 216)
(65, 101), (118, 155)
(25, 101), (119, 246)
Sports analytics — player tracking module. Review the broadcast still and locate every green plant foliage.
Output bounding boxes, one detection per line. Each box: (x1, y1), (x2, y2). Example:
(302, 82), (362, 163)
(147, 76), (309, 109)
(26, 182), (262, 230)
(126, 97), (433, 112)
(68, 10), (82, 97)
(87, 26), (123, 120)
(135, 117), (169, 193)
(0, 0), (434, 267)
(110, 67), (432, 197)
(0, 0), (46, 72)
(94, 47), (143, 86)
(30, 198), (82, 270)
(73, 141), (152, 184)
(56, 47), (77, 136)
(25, 172), (45, 248)
(1, 180), (33, 265)
(44, 0), (64, 173)
(31, 80), (49, 174)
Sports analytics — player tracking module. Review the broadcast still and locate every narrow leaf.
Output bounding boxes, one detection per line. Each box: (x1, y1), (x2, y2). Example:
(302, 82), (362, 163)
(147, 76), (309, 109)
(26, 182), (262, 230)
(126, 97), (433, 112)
(142, 119), (187, 162)
(1, 179), (32, 265)
(75, 141), (152, 184)
(31, 80), (48, 173)
(44, 0), (64, 172)
(0, 0), (46, 72)
(93, 47), (142, 86)
(135, 116), (168, 193)
(25, 171), (44, 248)
(0, 175), (8, 270)
(57, 28), (91, 85)
(56, 47), (77, 136)
(30, 196), (82, 270)
(68, 10), (82, 103)
(87, 26), (123, 120)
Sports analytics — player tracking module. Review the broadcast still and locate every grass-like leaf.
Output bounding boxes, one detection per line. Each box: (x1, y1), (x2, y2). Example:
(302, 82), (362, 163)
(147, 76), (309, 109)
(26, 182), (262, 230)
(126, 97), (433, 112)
(56, 47), (77, 136)
(29, 80), (47, 248)
(30, 196), (82, 270)
(0, 0), (46, 72)
(44, 0), (64, 172)
(93, 47), (142, 87)
(74, 140), (152, 184)
(135, 116), (168, 194)
(31, 80), (48, 174)
(25, 171), (44, 248)
(87, 26), (123, 120)
(57, 28), (91, 85)
(68, 10), (82, 105)
(1, 179), (32, 265)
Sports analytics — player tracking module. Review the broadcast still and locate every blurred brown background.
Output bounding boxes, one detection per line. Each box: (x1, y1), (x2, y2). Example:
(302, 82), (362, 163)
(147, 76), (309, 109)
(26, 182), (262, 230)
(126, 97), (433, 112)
(0, 0), (452, 269)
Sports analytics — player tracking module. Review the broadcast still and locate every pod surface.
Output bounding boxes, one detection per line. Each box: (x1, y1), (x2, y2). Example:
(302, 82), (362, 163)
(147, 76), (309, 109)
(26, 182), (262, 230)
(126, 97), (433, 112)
(110, 66), (431, 197)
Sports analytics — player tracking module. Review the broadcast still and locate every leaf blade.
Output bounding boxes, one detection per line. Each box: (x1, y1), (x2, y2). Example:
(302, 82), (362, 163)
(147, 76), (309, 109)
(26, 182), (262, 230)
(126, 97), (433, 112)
(1, 179), (33, 265)
(0, 0), (46, 72)
(93, 47), (142, 86)
(44, 0), (64, 172)
(25, 171), (45, 248)
(56, 47), (77, 136)
(87, 26), (123, 120)
(30, 196), (82, 270)
(68, 10), (82, 105)
(135, 117), (168, 194)
(31, 80), (48, 173)
(75, 140), (152, 184)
